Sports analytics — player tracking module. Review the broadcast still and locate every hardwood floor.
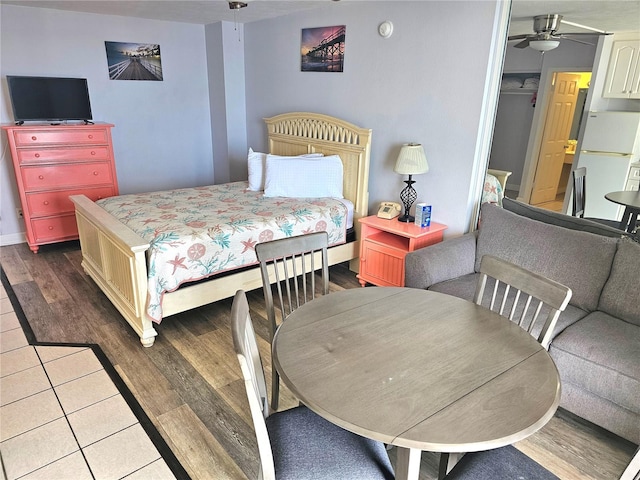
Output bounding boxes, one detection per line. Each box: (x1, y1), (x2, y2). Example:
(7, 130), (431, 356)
(1, 240), (636, 480)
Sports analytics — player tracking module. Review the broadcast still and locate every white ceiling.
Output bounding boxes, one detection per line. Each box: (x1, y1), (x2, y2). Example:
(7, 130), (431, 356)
(1, 0), (638, 35)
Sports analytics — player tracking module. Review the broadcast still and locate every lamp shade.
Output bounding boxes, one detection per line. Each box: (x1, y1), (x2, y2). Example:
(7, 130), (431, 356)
(529, 39), (559, 52)
(394, 143), (429, 175)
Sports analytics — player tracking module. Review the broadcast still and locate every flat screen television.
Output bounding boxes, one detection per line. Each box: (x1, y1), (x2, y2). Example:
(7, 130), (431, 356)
(7, 76), (93, 124)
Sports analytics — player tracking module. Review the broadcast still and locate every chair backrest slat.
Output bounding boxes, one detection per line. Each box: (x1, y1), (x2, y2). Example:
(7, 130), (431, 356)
(474, 255), (572, 349)
(572, 167), (587, 218)
(256, 231), (330, 410)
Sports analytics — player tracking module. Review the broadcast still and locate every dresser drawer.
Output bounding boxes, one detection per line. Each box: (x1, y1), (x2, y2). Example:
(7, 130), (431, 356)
(17, 146), (112, 165)
(31, 214), (78, 243)
(26, 187), (116, 217)
(22, 163), (114, 191)
(13, 128), (109, 146)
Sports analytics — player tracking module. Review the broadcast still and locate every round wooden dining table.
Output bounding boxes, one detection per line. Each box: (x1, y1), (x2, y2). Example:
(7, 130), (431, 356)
(605, 190), (640, 233)
(272, 287), (561, 480)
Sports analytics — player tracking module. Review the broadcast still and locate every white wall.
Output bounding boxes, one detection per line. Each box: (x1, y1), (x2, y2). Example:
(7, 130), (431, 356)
(243, 1), (500, 235)
(0, 5), (213, 243)
(206, 21), (248, 185)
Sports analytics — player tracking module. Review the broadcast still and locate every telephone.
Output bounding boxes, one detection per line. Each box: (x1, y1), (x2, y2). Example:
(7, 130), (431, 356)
(377, 202), (402, 219)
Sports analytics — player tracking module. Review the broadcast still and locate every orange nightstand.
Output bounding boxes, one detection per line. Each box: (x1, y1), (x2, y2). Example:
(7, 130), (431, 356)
(357, 215), (447, 287)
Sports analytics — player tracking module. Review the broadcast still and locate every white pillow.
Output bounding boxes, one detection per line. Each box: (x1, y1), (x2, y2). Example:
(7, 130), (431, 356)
(246, 148), (324, 191)
(247, 148), (267, 191)
(264, 154), (343, 198)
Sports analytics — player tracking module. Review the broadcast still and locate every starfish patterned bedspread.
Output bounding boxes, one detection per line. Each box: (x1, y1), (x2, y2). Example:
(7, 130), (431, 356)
(482, 173), (505, 207)
(97, 181), (348, 322)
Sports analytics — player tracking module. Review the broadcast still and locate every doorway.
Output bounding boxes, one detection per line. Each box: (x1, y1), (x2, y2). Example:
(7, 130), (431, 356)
(527, 71), (592, 212)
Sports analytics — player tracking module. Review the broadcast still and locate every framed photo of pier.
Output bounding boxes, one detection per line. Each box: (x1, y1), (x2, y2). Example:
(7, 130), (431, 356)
(301, 26), (346, 72)
(105, 41), (163, 81)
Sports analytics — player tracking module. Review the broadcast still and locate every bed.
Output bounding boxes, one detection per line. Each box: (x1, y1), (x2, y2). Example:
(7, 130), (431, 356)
(482, 169), (512, 207)
(70, 112), (372, 347)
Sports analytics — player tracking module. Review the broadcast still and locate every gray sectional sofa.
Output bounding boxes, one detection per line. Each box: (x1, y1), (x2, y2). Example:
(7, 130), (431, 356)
(404, 199), (639, 444)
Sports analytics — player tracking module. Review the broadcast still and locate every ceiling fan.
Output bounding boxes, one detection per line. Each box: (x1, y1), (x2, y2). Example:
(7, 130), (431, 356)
(508, 14), (611, 52)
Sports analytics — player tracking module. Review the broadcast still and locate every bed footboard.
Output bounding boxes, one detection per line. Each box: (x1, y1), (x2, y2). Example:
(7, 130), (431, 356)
(70, 195), (157, 347)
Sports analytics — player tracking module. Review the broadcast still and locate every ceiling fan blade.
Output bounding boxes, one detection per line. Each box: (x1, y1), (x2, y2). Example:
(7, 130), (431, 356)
(557, 35), (596, 46)
(513, 38), (531, 49)
(508, 34), (529, 40)
(558, 32), (612, 37)
(560, 19), (609, 34)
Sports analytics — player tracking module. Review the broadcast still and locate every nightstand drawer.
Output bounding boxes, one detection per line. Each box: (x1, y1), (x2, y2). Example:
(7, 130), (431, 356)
(22, 163), (114, 191)
(360, 241), (405, 286)
(31, 214), (78, 243)
(26, 186), (116, 217)
(17, 146), (112, 165)
(13, 128), (110, 146)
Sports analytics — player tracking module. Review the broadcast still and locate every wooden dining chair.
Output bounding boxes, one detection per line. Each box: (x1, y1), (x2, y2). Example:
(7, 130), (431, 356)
(474, 254), (572, 350)
(572, 167), (625, 229)
(439, 255), (573, 479)
(443, 445), (559, 479)
(230, 290), (395, 480)
(255, 231), (329, 410)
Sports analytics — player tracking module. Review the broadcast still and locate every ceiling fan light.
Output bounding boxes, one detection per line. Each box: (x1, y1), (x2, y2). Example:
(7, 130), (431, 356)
(228, 1), (247, 9)
(529, 39), (560, 52)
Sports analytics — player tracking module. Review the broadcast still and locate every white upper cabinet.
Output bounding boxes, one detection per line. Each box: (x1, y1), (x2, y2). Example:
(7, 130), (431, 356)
(603, 40), (640, 99)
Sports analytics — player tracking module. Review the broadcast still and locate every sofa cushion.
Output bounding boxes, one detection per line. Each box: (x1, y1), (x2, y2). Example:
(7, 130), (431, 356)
(476, 203), (617, 312)
(557, 381), (639, 444)
(549, 311), (640, 415)
(503, 198), (629, 238)
(429, 274), (588, 340)
(598, 238), (640, 326)
(428, 272), (478, 300)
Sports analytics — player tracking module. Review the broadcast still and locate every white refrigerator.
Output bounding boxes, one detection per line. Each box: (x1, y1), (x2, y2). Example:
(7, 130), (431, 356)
(576, 111), (640, 220)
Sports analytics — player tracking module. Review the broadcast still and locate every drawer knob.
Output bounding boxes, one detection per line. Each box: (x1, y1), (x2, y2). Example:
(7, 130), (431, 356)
(88, 135), (93, 139)
(31, 136), (37, 141)
(35, 153), (40, 158)
(38, 175), (44, 180)
(93, 171), (99, 176)
(43, 201), (49, 205)
(48, 226), (54, 230)
(91, 151), (96, 155)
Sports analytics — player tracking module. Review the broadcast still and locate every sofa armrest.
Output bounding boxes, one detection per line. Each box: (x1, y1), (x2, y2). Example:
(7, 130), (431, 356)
(405, 232), (478, 289)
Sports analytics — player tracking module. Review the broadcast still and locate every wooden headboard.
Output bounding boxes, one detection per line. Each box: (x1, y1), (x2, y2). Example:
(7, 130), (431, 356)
(264, 112), (372, 223)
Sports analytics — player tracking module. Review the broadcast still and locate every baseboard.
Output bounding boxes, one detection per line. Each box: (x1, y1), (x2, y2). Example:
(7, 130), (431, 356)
(506, 182), (520, 193)
(0, 232), (26, 247)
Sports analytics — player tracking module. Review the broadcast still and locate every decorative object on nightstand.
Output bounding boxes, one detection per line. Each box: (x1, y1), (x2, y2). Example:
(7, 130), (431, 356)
(394, 143), (429, 222)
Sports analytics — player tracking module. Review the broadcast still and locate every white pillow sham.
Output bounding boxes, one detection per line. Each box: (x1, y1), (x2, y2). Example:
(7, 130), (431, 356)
(247, 148), (323, 191)
(263, 154), (344, 198)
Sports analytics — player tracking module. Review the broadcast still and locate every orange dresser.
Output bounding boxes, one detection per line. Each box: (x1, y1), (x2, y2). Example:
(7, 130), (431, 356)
(2, 123), (119, 253)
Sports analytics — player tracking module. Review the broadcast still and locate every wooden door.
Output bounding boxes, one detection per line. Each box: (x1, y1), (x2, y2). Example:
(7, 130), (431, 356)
(530, 73), (581, 205)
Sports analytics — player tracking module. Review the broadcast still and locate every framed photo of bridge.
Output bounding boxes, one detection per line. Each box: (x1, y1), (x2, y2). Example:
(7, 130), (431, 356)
(301, 26), (346, 72)
(105, 41), (163, 81)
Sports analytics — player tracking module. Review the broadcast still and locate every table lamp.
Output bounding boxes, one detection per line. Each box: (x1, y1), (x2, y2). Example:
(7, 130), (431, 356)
(394, 143), (429, 222)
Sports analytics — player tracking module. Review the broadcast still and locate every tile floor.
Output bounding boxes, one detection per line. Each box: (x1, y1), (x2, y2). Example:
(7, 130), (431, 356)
(0, 283), (177, 480)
